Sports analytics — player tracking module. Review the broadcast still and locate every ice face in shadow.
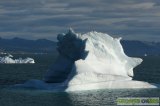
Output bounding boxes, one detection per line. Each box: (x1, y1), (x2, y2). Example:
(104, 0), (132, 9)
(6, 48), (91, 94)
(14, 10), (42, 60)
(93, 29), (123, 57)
(0, 55), (35, 64)
(13, 28), (158, 91)
(44, 28), (88, 83)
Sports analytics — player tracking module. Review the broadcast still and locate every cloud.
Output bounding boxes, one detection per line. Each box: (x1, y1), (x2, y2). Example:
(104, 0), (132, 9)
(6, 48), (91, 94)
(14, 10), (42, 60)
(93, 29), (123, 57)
(0, 0), (160, 41)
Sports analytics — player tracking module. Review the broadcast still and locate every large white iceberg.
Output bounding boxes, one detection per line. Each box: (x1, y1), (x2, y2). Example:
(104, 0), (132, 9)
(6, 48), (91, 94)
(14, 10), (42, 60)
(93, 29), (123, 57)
(0, 55), (35, 64)
(13, 29), (158, 91)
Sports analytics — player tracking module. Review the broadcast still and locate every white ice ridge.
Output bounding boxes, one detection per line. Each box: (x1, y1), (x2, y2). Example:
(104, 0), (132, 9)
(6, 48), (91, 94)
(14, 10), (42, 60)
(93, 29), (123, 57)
(0, 55), (35, 64)
(13, 29), (158, 91)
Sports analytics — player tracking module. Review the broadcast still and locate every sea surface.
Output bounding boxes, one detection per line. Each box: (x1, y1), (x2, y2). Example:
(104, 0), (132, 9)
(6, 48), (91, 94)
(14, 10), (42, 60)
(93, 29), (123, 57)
(0, 54), (160, 106)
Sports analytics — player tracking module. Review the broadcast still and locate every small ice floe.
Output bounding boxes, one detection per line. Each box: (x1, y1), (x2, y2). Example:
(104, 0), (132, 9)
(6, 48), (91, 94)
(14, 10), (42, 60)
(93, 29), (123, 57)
(0, 55), (35, 64)
(144, 53), (148, 57)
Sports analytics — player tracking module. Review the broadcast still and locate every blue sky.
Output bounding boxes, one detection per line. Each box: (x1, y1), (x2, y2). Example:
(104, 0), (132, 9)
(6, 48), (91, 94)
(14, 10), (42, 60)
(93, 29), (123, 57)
(0, 0), (160, 41)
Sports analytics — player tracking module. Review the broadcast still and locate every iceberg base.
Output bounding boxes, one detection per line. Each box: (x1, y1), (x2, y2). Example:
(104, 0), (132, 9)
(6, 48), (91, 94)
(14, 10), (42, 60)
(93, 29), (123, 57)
(12, 79), (158, 92)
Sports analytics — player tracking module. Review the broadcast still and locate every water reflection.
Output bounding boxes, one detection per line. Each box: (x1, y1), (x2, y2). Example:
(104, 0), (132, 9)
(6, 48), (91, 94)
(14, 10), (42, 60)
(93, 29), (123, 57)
(0, 88), (159, 106)
(66, 89), (160, 106)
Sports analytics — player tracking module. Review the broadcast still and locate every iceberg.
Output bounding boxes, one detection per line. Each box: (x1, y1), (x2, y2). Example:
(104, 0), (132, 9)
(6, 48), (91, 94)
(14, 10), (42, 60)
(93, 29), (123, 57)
(13, 28), (158, 91)
(0, 55), (35, 64)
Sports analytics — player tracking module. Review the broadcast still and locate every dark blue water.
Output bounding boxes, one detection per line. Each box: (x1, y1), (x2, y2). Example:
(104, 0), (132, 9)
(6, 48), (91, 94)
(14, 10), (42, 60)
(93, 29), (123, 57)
(0, 54), (160, 106)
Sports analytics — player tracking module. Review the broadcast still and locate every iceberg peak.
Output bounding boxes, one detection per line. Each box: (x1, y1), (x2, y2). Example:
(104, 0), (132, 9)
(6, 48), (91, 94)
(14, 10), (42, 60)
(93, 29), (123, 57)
(68, 27), (75, 34)
(56, 29), (88, 61)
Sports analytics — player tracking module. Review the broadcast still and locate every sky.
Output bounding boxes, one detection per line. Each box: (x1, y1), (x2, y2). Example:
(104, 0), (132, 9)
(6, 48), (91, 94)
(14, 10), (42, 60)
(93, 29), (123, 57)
(0, 0), (160, 41)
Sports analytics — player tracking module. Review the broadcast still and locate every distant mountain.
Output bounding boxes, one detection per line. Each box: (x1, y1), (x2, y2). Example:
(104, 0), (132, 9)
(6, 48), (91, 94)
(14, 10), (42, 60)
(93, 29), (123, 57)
(0, 37), (160, 56)
(0, 37), (56, 53)
(121, 40), (160, 56)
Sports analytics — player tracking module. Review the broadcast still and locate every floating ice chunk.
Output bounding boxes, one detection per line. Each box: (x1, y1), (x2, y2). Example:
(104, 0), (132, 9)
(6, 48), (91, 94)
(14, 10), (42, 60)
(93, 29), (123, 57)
(0, 55), (35, 64)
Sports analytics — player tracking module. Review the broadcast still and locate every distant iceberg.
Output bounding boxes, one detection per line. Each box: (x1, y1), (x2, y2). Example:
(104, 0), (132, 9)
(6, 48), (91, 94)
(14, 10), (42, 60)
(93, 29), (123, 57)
(0, 55), (35, 64)
(13, 28), (158, 91)
(0, 52), (7, 55)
